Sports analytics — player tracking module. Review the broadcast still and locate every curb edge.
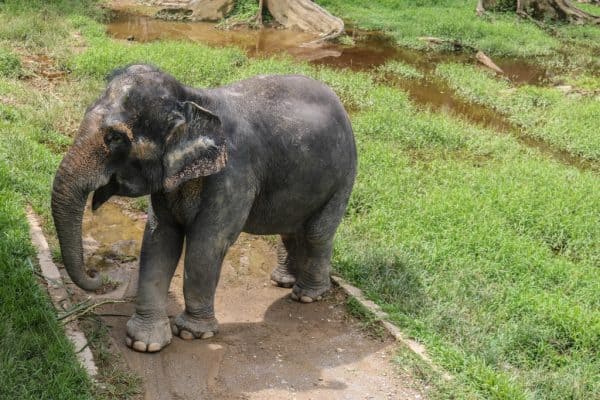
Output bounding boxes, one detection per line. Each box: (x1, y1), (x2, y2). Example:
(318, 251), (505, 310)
(26, 206), (99, 378)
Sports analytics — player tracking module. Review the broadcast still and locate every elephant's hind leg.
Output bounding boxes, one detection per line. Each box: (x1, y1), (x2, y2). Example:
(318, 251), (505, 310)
(291, 187), (352, 303)
(270, 234), (304, 288)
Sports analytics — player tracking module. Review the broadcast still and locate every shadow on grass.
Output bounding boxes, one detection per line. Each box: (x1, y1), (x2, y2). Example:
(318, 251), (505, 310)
(334, 248), (428, 318)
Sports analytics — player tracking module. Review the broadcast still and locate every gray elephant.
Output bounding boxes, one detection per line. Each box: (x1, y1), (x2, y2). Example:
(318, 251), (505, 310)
(51, 64), (356, 352)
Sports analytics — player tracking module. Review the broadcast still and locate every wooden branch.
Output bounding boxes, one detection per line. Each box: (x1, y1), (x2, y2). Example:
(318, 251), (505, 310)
(59, 299), (129, 324)
(476, 0), (486, 16)
(255, 0), (264, 26)
(418, 36), (477, 52)
(476, 51), (505, 74)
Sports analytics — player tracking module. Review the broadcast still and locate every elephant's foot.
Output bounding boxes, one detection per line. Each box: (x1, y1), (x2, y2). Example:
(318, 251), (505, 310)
(172, 312), (218, 340)
(270, 263), (296, 288)
(125, 313), (172, 353)
(291, 280), (331, 303)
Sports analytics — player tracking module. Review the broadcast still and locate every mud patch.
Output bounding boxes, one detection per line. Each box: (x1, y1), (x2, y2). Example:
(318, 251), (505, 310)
(106, 10), (548, 86)
(21, 53), (67, 81)
(106, 12), (318, 58)
(63, 199), (424, 399)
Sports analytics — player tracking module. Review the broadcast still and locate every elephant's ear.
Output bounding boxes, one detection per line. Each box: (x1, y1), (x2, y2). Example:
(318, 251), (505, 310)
(163, 101), (227, 191)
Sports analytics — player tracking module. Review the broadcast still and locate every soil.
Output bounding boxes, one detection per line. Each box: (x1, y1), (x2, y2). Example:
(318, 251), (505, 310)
(62, 199), (425, 399)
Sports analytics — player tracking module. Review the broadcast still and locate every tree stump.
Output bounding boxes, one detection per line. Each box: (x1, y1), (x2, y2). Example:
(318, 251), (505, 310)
(477, 0), (600, 24)
(265, 0), (344, 37)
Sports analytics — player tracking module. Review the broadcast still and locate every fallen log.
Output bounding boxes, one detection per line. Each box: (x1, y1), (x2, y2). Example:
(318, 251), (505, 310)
(475, 51), (505, 74)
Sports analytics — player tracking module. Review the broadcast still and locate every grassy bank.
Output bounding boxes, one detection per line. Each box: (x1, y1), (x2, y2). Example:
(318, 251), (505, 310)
(435, 62), (600, 162)
(0, 1), (120, 398)
(0, 70), (95, 400)
(1, 1), (599, 399)
(316, 0), (600, 69)
(0, 171), (93, 399)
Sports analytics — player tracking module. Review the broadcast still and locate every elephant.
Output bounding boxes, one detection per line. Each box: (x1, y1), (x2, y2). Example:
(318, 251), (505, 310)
(51, 64), (357, 353)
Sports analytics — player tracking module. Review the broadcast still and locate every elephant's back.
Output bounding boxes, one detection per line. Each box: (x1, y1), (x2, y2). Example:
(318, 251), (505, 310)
(210, 75), (357, 234)
(213, 74), (356, 174)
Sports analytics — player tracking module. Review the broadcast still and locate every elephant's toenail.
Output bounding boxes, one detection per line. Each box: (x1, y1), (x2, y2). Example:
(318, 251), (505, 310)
(125, 336), (133, 347)
(180, 330), (194, 340)
(290, 292), (299, 301)
(171, 324), (179, 335)
(201, 331), (214, 339)
(147, 343), (161, 352)
(300, 295), (314, 303)
(133, 341), (147, 352)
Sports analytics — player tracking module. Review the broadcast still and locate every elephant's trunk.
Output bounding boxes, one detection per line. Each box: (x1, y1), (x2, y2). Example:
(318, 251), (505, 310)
(51, 122), (108, 291)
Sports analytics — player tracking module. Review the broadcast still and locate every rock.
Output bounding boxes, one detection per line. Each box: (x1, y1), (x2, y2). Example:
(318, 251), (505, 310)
(82, 235), (100, 254)
(188, 0), (235, 21)
(87, 254), (111, 270)
(152, 0), (235, 21)
(555, 85), (573, 93)
(109, 239), (138, 261)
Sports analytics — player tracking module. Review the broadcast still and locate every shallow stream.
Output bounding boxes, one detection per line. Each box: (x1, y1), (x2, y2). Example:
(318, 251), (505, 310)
(106, 11), (594, 171)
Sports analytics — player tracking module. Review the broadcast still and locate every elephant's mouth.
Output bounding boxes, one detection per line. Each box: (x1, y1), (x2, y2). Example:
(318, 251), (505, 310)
(92, 174), (119, 211)
(92, 173), (150, 211)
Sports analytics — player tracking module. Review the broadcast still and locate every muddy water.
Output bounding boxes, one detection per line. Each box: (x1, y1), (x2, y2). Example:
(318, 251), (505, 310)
(107, 12), (319, 57)
(104, 11), (596, 171)
(394, 77), (596, 171)
(107, 12), (548, 84)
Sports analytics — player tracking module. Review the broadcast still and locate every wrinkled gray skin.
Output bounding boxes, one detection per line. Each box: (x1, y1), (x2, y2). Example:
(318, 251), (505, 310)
(52, 64), (356, 353)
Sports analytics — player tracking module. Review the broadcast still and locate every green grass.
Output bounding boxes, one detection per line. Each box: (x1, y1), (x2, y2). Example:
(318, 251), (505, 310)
(316, 0), (558, 56)
(1, 1), (599, 399)
(576, 3), (600, 17)
(0, 46), (21, 77)
(0, 107), (93, 399)
(376, 59), (423, 80)
(435, 62), (600, 161)
(316, 0), (600, 69)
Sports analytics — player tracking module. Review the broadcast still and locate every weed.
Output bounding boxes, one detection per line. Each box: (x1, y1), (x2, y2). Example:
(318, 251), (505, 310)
(132, 196), (149, 213)
(376, 59), (423, 80)
(345, 296), (388, 339)
(0, 47), (22, 78)
(336, 34), (356, 46)
(79, 315), (142, 399)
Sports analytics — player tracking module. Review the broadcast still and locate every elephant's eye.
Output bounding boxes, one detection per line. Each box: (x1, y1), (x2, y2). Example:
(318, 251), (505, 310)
(106, 129), (123, 143)
(104, 128), (131, 156)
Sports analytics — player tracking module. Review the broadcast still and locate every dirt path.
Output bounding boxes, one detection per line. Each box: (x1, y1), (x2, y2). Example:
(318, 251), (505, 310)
(65, 200), (423, 399)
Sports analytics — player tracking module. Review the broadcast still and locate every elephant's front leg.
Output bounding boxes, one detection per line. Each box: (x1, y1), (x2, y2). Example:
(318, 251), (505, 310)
(126, 209), (183, 353)
(171, 228), (235, 341)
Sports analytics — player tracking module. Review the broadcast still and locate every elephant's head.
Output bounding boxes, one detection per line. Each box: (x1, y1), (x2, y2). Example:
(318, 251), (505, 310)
(51, 64), (227, 290)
